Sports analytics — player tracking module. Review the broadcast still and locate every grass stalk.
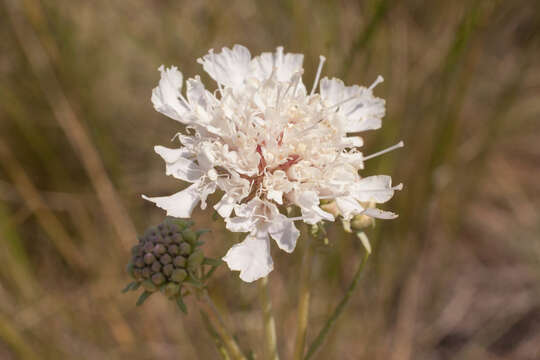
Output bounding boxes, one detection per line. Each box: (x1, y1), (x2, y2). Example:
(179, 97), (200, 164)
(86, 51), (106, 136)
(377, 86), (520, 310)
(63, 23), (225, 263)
(258, 276), (279, 360)
(3, 0), (137, 249)
(0, 312), (40, 360)
(340, 0), (390, 78)
(0, 139), (87, 269)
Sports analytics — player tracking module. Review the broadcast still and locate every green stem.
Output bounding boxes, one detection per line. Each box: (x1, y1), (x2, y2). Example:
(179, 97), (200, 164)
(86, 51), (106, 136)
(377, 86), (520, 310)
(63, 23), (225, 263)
(292, 227), (315, 360)
(202, 292), (247, 360)
(304, 251), (369, 360)
(200, 309), (232, 360)
(258, 277), (279, 360)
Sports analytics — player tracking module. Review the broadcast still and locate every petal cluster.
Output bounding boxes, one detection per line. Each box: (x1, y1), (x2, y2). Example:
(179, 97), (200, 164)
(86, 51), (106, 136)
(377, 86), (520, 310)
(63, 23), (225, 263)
(144, 45), (402, 282)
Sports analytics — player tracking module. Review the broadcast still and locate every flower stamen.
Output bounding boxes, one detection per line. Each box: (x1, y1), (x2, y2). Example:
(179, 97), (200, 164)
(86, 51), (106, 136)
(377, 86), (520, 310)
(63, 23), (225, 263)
(363, 141), (404, 161)
(310, 56), (326, 96)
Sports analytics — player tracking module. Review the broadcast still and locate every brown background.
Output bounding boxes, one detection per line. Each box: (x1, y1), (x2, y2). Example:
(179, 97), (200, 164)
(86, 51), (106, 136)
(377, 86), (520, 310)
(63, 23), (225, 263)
(1, 0), (539, 359)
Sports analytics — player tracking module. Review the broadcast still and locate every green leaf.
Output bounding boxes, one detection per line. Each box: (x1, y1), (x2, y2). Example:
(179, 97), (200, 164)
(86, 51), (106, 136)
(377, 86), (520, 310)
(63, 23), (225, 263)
(121, 282), (139, 293)
(131, 282), (141, 291)
(185, 273), (203, 288)
(176, 294), (188, 314)
(203, 258), (223, 266)
(203, 265), (218, 280)
(136, 291), (153, 306)
(170, 218), (193, 231)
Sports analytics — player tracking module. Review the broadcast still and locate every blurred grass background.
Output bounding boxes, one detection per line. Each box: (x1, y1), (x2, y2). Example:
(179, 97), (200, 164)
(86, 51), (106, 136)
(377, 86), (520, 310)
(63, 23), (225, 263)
(1, 0), (539, 359)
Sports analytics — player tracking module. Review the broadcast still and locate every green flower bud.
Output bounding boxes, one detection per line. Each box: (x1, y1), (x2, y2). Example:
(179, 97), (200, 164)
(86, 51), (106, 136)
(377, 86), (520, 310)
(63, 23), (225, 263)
(160, 254), (172, 265)
(153, 244), (166, 255)
(145, 227), (159, 238)
(188, 250), (204, 270)
(169, 223), (181, 233)
(162, 236), (172, 245)
(143, 253), (156, 265)
(134, 257), (144, 268)
(162, 282), (180, 298)
(151, 262), (162, 273)
(143, 242), (154, 252)
(163, 264), (174, 277)
(142, 280), (157, 292)
(151, 273), (165, 286)
(126, 218), (215, 311)
(168, 244), (179, 255)
(179, 242), (192, 256)
(171, 233), (183, 244)
(173, 255), (187, 268)
(182, 229), (197, 245)
(171, 269), (187, 283)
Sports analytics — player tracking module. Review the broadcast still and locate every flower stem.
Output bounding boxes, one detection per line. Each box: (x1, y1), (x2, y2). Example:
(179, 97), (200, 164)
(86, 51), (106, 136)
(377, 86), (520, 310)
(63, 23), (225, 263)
(304, 251), (370, 360)
(292, 226), (315, 360)
(258, 276), (279, 360)
(199, 309), (232, 360)
(201, 291), (247, 360)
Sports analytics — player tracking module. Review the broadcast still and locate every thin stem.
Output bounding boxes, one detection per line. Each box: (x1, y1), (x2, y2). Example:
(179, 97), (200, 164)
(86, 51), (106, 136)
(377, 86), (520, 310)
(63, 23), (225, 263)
(201, 292), (247, 360)
(199, 310), (232, 360)
(258, 277), (279, 360)
(305, 251), (370, 360)
(292, 226), (315, 360)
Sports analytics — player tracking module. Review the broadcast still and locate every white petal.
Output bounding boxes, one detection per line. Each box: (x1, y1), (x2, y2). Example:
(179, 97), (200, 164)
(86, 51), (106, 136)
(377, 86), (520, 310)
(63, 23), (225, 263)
(320, 77), (385, 133)
(267, 189), (284, 204)
(151, 65), (190, 122)
(225, 215), (257, 233)
(268, 215), (299, 253)
(250, 46), (304, 82)
(197, 143), (217, 171)
(293, 191), (334, 224)
(214, 194), (235, 218)
(197, 45), (251, 89)
(320, 77), (346, 105)
(342, 136), (364, 148)
(335, 197), (364, 220)
(186, 76), (217, 109)
(352, 175), (400, 203)
(154, 146), (202, 182)
(341, 151), (364, 169)
(362, 207), (399, 219)
(340, 87), (385, 132)
(199, 182), (217, 210)
(223, 232), (273, 282)
(142, 183), (200, 218)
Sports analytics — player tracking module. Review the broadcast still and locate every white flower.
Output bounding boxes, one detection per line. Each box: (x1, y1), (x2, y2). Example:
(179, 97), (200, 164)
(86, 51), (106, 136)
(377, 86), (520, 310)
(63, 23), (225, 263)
(144, 45), (403, 282)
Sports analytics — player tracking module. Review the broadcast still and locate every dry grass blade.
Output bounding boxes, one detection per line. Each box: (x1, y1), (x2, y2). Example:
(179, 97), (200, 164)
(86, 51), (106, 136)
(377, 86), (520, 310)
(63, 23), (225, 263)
(2, 0), (137, 249)
(0, 311), (40, 360)
(0, 139), (87, 269)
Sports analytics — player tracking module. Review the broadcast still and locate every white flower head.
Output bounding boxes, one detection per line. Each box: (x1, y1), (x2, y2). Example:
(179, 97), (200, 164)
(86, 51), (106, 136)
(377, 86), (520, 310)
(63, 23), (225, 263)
(144, 45), (403, 282)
